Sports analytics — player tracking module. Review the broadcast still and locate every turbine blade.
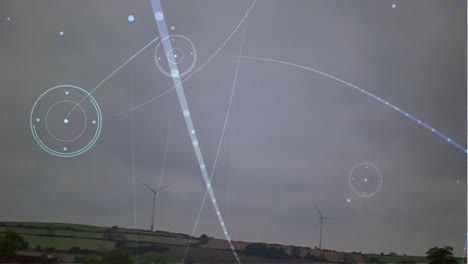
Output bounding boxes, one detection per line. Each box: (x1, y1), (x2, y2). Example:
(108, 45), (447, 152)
(139, 180), (157, 193)
(157, 183), (170, 192)
(324, 215), (344, 220)
(316, 205), (322, 218)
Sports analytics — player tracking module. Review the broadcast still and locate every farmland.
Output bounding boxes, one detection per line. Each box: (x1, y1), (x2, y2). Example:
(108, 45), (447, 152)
(0, 221), (430, 263)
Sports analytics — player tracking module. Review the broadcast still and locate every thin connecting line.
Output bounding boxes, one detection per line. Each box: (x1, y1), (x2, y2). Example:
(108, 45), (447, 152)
(152, 113), (170, 230)
(181, 2), (249, 262)
(129, 71), (139, 262)
(65, 36), (160, 118)
(156, 116), (170, 199)
(104, 0), (257, 118)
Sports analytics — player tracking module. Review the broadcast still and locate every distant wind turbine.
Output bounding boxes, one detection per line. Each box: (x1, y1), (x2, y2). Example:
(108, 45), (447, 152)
(315, 206), (336, 250)
(140, 180), (169, 232)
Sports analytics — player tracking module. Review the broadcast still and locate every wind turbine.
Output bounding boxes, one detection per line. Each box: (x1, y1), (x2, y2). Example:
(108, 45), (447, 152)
(140, 181), (169, 232)
(316, 206), (333, 250)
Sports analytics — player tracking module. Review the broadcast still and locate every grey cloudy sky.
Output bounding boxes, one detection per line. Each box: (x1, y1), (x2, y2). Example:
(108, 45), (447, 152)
(0, 0), (466, 257)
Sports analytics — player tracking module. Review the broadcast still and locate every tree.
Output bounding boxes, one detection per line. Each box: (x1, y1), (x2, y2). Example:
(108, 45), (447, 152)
(290, 246), (301, 258)
(244, 243), (289, 259)
(102, 226), (125, 241)
(101, 249), (132, 264)
(0, 230), (29, 260)
(426, 246), (458, 264)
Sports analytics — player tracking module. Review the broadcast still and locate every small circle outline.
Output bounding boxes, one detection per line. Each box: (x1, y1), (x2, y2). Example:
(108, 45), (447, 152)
(348, 162), (383, 198)
(154, 35), (197, 77)
(44, 100), (87, 143)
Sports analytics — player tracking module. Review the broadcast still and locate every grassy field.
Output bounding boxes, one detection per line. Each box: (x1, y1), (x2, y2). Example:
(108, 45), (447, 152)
(0, 221), (199, 249)
(373, 254), (428, 263)
(0, 221), (431, 263)
(21, 235), (115, 251)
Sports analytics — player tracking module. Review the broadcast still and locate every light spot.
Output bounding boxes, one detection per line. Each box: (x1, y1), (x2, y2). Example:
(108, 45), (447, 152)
(171, 69), (179, 77)
(64, 119), (69, 124)
(155, 12), (164, 21)
(128, 15), (135, 22)
(392, 4), (397, 8)
(59, 31), (64, 36)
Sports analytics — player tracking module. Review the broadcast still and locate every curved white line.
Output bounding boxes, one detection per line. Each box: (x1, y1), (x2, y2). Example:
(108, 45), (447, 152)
(104, 0), (257, 118)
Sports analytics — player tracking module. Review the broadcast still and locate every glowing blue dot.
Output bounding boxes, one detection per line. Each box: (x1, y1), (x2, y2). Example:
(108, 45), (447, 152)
(64, 119), (69, 124)
(392, 4), (396, 8)
(171, 26), (175, 30)
(59, 31), (64, 36)
(155, 12), (164, 21)
(431, 128), (435, 132)
(346, 198), (351, 203)
(6, 17), (11, 22)
(191, 130), (195, 134)
(447, 138), (451, 142)
(364, 178), (368, 182)
(171, 69), (179, 77)
(128, 15), (135, 22)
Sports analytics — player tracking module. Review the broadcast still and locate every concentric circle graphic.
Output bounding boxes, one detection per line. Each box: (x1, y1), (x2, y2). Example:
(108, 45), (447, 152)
(30, 85), (102, 158)
(154, 35), (197, 77)
(348, 163), (383, 198)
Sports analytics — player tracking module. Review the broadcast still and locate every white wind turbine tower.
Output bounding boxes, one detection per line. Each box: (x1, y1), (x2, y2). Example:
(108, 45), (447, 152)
(316, 206), (335, 250)
(140, 181), (169, 232)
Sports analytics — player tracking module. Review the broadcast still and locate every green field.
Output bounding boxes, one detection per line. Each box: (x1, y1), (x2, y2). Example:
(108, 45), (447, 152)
(368, 254), (429, 263)
(22, 235), (115, 251)
(0, 222), (433, 264)
(0, 222), (199, 247)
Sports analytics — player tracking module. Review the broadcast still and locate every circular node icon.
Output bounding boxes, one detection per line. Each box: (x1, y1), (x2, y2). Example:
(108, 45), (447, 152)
(348, 163), (383, 198)
(154, 35), (197, 78)
(30, 85), (102, 158)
